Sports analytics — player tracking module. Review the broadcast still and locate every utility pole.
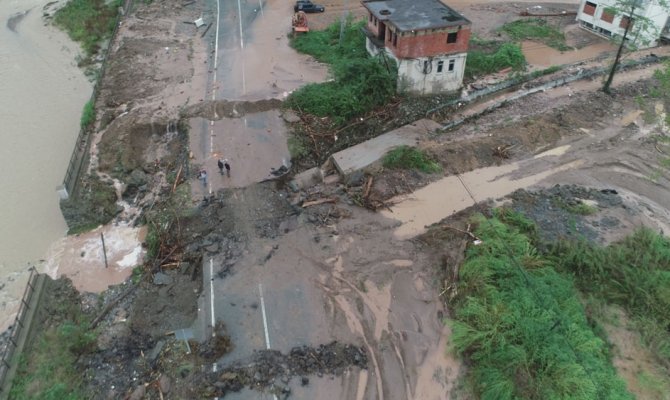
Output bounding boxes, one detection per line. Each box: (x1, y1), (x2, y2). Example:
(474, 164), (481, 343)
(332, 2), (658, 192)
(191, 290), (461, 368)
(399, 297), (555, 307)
(339, 0), (349, 45)
(603, 3), (636, 93)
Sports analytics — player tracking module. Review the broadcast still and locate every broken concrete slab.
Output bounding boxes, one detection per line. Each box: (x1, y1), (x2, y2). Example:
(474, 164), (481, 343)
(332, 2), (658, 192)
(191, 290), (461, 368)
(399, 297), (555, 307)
(330, 119), (440, 178)
(290, 167), (323, 190)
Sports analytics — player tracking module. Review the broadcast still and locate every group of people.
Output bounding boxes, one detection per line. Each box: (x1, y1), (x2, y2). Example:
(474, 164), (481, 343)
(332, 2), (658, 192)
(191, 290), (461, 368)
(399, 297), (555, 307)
(198, 158), (231, 187)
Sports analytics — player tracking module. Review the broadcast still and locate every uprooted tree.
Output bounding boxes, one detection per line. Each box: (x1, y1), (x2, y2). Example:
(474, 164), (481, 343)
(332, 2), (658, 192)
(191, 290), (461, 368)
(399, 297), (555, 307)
(602, 0), (669, 93)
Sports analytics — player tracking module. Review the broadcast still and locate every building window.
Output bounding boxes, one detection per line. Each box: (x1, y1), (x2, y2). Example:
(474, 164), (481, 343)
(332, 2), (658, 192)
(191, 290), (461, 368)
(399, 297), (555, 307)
(601, 9), (614, 23)
(583, 1), (597, 16)
(392, 31), (398, 46)
(448, 59), (455, 72)
(437, 60), (444, 73)
(423, 60), (430, 74)
(620, 16), (633, 29)
(369, 13), (372, 22)
(447, 32), (458, 43)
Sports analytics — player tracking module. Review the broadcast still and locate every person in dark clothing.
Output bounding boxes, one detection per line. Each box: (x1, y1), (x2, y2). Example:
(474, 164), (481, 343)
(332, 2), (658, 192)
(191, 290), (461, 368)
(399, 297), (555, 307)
(217, 159), (224, 175)
(223, 159), (231, 177)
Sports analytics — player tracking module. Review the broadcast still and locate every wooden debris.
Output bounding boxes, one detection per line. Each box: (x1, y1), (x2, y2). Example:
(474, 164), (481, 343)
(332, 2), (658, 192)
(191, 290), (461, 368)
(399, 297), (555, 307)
(302, 198), (337, 208)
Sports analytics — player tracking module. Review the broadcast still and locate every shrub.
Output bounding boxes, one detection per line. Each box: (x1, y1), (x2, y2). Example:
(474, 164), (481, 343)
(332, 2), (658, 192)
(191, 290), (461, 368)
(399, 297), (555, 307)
(465, 43), (525, 78)
(382, 146), (441, 173)
(80, 100), (95, 129)
(54, 0), (122, 56)
(287, 20), (397, 125)
(451, 214), (632, 399)
(501, 19), (569, 51)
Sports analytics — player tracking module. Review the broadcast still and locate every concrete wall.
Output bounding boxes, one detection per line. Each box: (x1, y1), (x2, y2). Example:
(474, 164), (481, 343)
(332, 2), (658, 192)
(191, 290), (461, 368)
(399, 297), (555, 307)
(576, 0), (670, 48)
(365, 38), (467, 95)
(394, 52), (467, 95)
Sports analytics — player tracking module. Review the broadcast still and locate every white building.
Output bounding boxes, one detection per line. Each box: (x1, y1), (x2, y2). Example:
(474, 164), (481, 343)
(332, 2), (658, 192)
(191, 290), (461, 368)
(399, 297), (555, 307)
(576, 0), (670, 49)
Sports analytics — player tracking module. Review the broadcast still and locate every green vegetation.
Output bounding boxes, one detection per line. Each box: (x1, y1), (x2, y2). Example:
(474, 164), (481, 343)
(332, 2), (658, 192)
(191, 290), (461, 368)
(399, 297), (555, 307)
(287, 135), (309, 159)
(551, 228), (670, 364)
(501, 19), (569, 51)
(382, 146), (441, 173)
(54, 0), (122, 56)
(288, 20), (397, 125)
(450, 211), (632, 399)
(465, 43), (525, 79)
(80, 100), (95, 129)
(10, 310), (94, 399)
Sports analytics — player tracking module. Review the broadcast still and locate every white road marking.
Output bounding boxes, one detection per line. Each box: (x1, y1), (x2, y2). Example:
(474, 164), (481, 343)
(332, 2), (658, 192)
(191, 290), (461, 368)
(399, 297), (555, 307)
(210, 258), (216, 337)
(258, 0), (264, 17)
(236, 0), (244, 49)
(258, 283), (271, 349)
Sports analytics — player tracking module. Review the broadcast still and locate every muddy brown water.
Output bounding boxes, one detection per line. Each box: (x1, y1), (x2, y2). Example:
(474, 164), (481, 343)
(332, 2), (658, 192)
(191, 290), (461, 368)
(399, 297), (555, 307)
(0, 0), (93, 331)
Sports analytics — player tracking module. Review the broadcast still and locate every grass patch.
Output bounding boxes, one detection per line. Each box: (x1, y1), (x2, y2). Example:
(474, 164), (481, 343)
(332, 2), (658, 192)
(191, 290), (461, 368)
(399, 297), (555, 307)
(501, 19), (570, 51)
(10, 314), (95, 399)
(287, 19), (397, 125)
(450, 211), (632, 399)
(465, 42), (526, 79)
(54, 0), (122, 56)
(382, 146), (441, 173)
(287, 135), (309, 159)
(80, 100), (95, 129)
(551, 229), (670, 364)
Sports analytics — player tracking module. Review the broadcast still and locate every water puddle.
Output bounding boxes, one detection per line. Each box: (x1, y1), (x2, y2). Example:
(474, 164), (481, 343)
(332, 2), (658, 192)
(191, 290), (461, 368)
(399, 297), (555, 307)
(382, 160), (583, 239)
(44, 225), (146, 292)
(522, 40), (615, 68)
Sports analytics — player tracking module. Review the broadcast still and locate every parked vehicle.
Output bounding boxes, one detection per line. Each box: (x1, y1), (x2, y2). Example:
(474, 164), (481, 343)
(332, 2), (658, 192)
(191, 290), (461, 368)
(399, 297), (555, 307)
(294, 2), (324, 13)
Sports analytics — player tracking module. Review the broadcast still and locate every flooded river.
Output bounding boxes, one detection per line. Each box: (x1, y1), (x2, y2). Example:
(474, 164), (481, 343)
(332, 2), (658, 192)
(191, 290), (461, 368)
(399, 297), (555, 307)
(0, 0), (91, 330)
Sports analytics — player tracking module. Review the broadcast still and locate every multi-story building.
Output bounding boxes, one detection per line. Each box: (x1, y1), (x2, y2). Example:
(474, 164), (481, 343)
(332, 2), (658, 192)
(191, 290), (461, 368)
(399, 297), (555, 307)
(576, 0), (670, 48)
(361, 0), (471, 95)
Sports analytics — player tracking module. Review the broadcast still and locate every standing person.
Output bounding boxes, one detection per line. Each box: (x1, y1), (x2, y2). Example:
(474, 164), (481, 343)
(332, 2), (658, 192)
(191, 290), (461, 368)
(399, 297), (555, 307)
(223, 159), (231, 177)
(199, 169), (208, 187)
(217, 159), (224, 175)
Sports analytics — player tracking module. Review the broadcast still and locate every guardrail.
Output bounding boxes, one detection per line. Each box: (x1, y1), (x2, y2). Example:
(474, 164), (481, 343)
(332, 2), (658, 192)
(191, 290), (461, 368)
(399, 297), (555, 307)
(0, 269), (45, 399)
(61, 0), (134, 200)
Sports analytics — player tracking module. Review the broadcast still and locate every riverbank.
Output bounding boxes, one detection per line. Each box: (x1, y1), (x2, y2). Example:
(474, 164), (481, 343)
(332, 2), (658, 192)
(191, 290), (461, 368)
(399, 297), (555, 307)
(0, 0), (92, 332)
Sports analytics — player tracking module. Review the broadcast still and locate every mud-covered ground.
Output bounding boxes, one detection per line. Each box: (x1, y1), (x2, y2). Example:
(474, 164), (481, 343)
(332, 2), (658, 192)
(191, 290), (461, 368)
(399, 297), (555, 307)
(25, 0), (670, 399)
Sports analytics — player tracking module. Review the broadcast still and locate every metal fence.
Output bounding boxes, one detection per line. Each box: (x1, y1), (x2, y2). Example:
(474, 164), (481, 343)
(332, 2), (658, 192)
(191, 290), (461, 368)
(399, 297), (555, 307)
(0, 269), (43, 397)
(61, 0), (134, 200)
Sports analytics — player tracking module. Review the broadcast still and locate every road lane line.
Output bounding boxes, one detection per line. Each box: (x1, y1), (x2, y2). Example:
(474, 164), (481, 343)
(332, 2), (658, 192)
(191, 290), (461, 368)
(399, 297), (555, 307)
(236, 0), (244, 49)
(210, 258), (216, 337)
(258, 283), (271, 349)
(214, 0), (220, 70)
(258, 0), (264, 17)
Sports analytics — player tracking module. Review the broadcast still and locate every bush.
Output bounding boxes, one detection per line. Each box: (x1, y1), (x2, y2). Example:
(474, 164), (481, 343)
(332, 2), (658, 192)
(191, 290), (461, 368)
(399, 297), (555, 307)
(287, 20), (397, 125)
(54, 0), (122, 56)
(80, 100), (95, 129)
(465, 43), (525, 78)
(382, 146), (441, 173)
(451, 213), (632, 399)
(550, 228), (670, 362)
(501, 19), (570, 51)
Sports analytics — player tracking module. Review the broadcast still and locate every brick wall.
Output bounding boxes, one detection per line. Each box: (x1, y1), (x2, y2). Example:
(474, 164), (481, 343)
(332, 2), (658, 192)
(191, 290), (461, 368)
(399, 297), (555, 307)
(391, 27), (470, 59)
(366, 13), (381, 37)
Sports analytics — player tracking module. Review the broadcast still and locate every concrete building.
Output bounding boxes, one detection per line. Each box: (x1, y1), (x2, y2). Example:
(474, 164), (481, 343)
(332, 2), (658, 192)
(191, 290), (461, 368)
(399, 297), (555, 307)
(576, 0), (670, 49)
(361, 0), (471, 95)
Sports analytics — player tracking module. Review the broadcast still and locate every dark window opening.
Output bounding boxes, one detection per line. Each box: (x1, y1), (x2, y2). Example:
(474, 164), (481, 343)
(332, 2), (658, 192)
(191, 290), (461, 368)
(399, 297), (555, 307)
(437, 60), (444, 73)
(393, 31), (398, 46)
(369, 13), (372, 22)
(448, 59), (455, 72)
(583, 1), (597, 16)
(447, 32), (458, 43)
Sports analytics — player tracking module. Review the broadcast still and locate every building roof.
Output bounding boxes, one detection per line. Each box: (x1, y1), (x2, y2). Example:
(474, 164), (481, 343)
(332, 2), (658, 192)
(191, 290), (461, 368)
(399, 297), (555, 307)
(362, 0), (470, 32)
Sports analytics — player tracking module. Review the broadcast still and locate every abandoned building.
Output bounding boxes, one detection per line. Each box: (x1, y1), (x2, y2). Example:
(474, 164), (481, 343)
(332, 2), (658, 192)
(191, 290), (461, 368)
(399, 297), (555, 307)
(576, 0), (670, 49)
(361, 0), (471, 95)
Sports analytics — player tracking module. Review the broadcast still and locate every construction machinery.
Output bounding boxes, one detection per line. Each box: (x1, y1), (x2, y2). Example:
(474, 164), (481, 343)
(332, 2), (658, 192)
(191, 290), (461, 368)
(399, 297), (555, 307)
(292, 11), (309, 34)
